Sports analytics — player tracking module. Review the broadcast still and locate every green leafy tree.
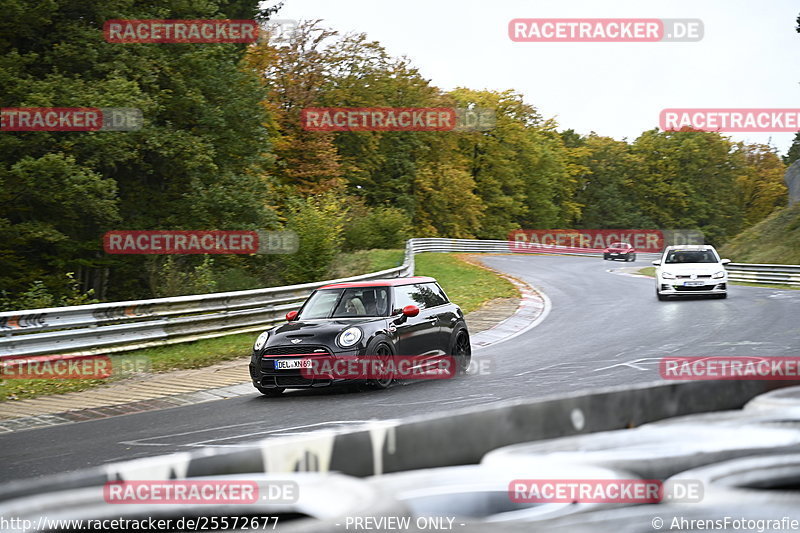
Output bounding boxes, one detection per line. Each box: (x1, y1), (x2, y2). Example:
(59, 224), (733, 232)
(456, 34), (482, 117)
(413, 163), (484, 237)
(450, 89), (575, 236)
(735, 143), (787, 226)
(784, 132), (800, 166)
(573, 135), (648, 229)
(343, 204), (412, 250)
(277, 195), (346, 284)
(630, 130), (742, 245)
(0, 0), (280, 302)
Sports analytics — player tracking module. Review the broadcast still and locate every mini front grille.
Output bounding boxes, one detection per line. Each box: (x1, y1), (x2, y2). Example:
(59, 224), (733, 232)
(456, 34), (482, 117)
(263, 345), (331, 356)
(275, 376), (317, 387)
(674, 285), (713, 291)
(676, 275), (711, 279)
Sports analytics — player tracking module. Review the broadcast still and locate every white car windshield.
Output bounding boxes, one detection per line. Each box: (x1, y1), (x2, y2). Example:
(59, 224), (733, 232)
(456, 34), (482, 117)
(299, 287), (390, 319)
(664, 250), (718, 264)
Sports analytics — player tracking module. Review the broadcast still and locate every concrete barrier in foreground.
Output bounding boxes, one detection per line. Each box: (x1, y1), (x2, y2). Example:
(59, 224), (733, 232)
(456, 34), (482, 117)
(1, 378), (798, 505)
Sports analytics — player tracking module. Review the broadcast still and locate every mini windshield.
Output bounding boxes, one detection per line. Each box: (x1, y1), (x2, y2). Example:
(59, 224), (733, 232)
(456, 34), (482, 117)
(664, 250), (718, 264)
(298, 287), (390, 319)
(608, 242), (629, 249)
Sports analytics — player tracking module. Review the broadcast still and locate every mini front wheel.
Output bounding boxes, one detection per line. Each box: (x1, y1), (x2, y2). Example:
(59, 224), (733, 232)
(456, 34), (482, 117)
(365, 338), (395, 389)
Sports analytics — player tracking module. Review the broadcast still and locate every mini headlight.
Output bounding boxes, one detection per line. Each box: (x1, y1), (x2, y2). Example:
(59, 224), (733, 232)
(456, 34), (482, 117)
(254, 331), (270, 351)
(662, 272), (676, 279)
(712, 270), (725, 279)
(337, 327), (363, 348)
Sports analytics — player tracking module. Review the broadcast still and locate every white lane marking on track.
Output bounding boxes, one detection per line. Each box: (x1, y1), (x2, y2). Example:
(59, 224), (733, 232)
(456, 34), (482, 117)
(119, 420), (372, 447)
(593, 357), (663, 372)
(374, 394), (496, 407)
(768, 292), (799, 299)
(606, 267), (652, 279)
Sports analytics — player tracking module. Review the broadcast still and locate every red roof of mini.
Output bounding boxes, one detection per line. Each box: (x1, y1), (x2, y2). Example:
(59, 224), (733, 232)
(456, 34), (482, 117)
(319, 276), (437, 290)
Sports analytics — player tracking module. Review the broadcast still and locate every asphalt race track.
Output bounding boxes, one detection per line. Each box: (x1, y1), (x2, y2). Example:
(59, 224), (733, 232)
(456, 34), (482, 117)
(2, 254), (798, 483)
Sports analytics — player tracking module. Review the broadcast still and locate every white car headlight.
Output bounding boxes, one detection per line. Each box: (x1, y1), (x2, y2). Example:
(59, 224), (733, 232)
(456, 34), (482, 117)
(661, 272), (676, 279)
(337, 327), (363, 348)
(254, 331), (270, 351)
(712, 270), (725, 279)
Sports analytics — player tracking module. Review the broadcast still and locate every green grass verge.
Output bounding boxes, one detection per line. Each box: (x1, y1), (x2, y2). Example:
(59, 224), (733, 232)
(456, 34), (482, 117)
(636, 267), (797, 290)
(1, 332), (255, 402)
(720, 203), (800, 265)
(1, 251), (515, 402)
(414, 253), (518, 313)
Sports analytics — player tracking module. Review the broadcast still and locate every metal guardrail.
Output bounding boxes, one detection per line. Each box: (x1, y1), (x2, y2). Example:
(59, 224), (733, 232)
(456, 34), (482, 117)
(725, 263), (800, 287)
(0, 239), (797, 358)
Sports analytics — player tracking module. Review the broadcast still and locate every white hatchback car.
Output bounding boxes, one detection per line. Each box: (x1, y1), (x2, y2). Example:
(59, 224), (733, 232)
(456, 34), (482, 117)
(653, 245), (731, 300)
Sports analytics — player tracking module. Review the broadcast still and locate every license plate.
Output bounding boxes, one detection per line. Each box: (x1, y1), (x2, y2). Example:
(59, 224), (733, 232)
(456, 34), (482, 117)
(274, 359), (313, 370)
(684, 281), (705, 287)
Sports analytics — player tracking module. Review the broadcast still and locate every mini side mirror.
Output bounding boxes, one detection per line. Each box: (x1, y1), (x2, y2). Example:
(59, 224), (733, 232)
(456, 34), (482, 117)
(402, 305), (420, 318)
(652, 260), (661, 266)
(721, 259), (731, 265)
(286, 310), (299, 321)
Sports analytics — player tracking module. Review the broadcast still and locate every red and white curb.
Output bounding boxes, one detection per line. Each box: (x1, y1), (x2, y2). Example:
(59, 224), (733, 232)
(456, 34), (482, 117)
(471, 276), (551, 349)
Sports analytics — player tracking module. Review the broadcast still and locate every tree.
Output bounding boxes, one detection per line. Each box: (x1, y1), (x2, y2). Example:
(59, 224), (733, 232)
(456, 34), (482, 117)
(784, 132), (800, 166)
(573, 135), (648, 229)
(630, 129), (742, 245)
(449, 89), (575, 236)
(735, 143), (787, 226)
(277, 195), (345, 284)
(413, 164), (483, 237)
(1, 0), (279, 301)
(245, 21), (345, 196)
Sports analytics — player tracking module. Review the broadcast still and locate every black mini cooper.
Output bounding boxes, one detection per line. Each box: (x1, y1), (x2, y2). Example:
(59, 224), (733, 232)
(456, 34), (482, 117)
(249, 276), (471, 396)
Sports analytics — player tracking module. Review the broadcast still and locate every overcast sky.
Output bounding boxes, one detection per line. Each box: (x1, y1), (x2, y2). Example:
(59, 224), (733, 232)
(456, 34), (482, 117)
(274, 0), (800, 155)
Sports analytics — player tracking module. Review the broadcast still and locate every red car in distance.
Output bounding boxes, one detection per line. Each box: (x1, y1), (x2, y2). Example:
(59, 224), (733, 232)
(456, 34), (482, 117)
(603, 242), (637, 261)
